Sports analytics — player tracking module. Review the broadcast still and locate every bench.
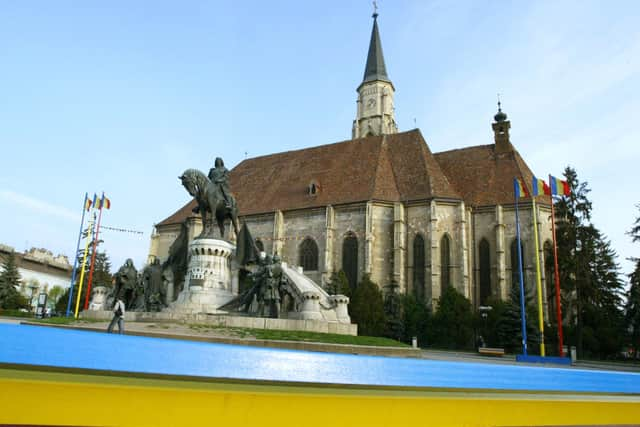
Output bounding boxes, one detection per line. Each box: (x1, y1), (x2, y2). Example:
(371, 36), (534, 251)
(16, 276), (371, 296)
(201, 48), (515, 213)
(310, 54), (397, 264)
(478, 347), (505, 357)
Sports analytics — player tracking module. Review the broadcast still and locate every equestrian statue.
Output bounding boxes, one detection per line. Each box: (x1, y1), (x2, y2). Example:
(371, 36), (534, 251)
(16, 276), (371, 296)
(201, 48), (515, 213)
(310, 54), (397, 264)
(179, 157), (240, 239)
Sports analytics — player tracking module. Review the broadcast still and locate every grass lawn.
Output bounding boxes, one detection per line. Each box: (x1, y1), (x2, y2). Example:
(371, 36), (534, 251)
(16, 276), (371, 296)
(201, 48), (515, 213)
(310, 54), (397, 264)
(188, 323), (409, 347)
(20, 316), (106, 325)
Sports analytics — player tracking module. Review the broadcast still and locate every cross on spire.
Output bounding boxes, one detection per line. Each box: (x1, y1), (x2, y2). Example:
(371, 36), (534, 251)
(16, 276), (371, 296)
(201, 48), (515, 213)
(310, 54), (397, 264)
(372, 1), (378, 18)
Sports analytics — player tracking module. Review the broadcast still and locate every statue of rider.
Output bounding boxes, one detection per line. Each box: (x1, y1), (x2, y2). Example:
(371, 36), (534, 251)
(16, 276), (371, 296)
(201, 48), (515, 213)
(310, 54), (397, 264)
(208, 157), (232, 209)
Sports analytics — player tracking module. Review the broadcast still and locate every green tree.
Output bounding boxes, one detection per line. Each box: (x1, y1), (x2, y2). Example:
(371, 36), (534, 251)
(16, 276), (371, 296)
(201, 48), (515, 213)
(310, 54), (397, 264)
(383, 281), (403, 341)
(400, 294), (431, 346)
(429, 286), (474, 350)
(47, 285), (65, 307)
(0, 251), (28, 310)
(494, 283), (539, 353)
(349, 274), (385, 337)
(326, 270), (351, 297)
(555, 166), (625, 358)
(625, 204), (640, 358)
(92, 252), (113, 289)
(554, 166), (593, 357)
(627, 259), (640, 358)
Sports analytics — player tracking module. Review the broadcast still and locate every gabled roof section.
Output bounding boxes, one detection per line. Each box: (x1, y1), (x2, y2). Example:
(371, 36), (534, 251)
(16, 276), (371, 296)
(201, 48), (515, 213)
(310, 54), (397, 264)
(362, 14), (391, 86)
(156, 129), (461, 226)
(434, 144), (544, 207)
(385, 131), (460, 200)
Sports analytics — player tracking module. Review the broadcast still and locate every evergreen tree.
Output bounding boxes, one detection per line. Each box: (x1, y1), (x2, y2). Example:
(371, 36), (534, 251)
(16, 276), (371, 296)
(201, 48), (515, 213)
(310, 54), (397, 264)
(383, 280), (404, 341)
(554, 166), (625, 358)
(400, 294), (431, 346)
(0, 251), (28, 310)
(349, 274), (385, 336)
(429, 286), (474, 350)
(627, 259), (640, 358)
(92, 252), (113, 289)
(626, 204), (640, 358)
(554, 166), (592, 357)
(494, 283), (538, 353)
(325, 270), (351, 297)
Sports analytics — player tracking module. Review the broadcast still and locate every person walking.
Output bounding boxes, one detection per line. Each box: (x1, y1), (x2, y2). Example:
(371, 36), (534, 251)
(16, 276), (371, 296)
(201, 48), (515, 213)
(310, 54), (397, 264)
(107, 296), (125, 334)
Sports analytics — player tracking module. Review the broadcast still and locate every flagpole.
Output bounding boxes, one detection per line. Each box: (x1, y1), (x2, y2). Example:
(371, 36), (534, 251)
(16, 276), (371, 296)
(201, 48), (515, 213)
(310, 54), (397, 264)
(74, 213), (95, 318)
(549, 175), (565, 357)
(514, 178), (528, 356)
(83, 192), (105, 310)
(532, 197), (546, 356)
(66, 193), (89, 317)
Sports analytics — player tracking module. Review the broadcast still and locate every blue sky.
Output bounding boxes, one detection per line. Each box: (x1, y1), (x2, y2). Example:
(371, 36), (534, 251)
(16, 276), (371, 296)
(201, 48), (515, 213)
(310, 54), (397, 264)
(1, 1), (638, 278)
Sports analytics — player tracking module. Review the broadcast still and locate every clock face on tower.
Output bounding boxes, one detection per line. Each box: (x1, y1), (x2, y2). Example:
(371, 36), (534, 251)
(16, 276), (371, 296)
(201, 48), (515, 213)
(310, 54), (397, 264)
(366, 98), (376, 109)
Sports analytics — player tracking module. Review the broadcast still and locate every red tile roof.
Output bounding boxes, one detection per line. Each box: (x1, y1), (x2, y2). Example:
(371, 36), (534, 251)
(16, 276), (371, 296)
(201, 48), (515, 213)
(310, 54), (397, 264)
(157, 129), (458, 226)
(434, 143), (545, 207)
(157, 129), (543, 226)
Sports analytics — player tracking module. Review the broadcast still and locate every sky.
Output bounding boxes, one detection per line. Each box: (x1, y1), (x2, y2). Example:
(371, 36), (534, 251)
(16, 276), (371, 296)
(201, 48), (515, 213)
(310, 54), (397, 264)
(1, 0), (638, 279)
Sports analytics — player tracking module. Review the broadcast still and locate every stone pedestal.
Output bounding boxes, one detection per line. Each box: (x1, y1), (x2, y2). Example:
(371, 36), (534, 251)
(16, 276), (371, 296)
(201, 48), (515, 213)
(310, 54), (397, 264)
(329, 295), (351, 323)
(299, 291), (322, 320)
(169, 238), (237, 314)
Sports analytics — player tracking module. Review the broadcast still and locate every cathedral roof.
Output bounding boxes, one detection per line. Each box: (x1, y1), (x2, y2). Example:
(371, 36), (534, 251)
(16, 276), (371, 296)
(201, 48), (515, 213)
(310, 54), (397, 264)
(434, 143), (545, 207)
(361, 14), (391, 87)
(157, 129), (459, 226)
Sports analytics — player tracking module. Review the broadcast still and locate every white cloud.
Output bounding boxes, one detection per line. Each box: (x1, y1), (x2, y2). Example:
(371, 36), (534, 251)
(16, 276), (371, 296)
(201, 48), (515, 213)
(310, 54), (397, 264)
(0, 190), (78, 222)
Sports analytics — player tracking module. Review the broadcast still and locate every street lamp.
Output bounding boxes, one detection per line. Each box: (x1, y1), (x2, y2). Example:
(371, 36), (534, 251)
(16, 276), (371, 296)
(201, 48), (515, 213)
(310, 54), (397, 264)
(478, 305), (493, 344)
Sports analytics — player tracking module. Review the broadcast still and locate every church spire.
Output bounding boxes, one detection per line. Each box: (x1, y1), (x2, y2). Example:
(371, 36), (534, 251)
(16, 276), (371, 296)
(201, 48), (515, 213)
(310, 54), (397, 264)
(492, 97), (512, 153)
(352, 7), (398, 139)
(362, 8), (391, 86)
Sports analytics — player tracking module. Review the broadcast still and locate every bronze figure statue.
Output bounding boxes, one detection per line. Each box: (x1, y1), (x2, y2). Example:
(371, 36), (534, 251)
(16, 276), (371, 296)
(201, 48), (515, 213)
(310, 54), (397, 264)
(142, 258), (166, 312)
(179, 164), (240, 239)
(111, 259), (138, 309)
(208, 157), (232, 209)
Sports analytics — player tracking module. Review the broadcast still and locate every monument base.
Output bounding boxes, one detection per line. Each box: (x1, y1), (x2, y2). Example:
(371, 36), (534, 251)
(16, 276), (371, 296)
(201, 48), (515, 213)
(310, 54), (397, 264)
(167, 238), (237, 315)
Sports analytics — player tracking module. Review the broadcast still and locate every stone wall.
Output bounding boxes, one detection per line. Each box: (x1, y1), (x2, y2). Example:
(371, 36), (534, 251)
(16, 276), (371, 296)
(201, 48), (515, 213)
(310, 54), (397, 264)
(151, 200), (553, 317)
(281, 208), (326, 285)
(81, 310), (357, 336)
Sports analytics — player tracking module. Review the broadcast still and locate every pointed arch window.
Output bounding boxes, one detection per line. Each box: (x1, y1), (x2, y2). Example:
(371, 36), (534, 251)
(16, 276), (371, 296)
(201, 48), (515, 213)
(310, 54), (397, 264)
(342, 233), (359, 292)
(479, 239), (491, 305)
(413, 234), (426, 300)
(440, 234), (451, 294)
(511, 239), (526, 291)
(299, 237), (319, 271)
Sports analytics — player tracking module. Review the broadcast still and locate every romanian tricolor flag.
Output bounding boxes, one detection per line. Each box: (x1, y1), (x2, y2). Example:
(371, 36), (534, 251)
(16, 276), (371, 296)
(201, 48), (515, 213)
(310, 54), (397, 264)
(84, 198), (92, 211)
(102, 195), (111, 210)
(532, 176), (551, 196)
(92, 194), (98, 209)
(514, 177), (530, 198)
(549, 175), (571, 196)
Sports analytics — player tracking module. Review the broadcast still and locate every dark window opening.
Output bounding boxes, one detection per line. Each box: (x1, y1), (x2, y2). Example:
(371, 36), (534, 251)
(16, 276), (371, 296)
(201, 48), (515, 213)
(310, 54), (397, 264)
(342, 233), (359, 292)
(479, 239), (491, 305)
(413, 234), (425, 300)
(511, 239), (526, 293)
(440, 234), (451, 294)
(299, 237), (319, 271)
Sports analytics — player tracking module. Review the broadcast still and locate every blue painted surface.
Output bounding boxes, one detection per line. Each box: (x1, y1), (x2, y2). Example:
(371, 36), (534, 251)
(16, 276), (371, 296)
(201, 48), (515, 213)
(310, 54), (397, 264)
(1, 324), (639, 394)
(516, 354), (572, 365)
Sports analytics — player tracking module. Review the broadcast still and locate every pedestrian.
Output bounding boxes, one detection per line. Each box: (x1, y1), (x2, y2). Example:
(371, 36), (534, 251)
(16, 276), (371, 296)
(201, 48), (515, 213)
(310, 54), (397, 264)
(107, 296), (125, 334)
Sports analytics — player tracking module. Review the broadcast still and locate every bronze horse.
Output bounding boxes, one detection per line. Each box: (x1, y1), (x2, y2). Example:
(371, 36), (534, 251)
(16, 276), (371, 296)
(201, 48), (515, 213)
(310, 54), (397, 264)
(179, 169), (240, 239)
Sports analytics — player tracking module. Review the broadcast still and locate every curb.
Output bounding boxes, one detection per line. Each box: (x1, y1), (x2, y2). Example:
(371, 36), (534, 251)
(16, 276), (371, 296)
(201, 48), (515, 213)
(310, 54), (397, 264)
(21, 321), (420, 358)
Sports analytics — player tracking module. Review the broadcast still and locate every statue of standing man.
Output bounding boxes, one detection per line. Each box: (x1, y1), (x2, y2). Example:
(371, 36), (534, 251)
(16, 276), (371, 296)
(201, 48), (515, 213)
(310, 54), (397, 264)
(208, 157), (232, 209)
